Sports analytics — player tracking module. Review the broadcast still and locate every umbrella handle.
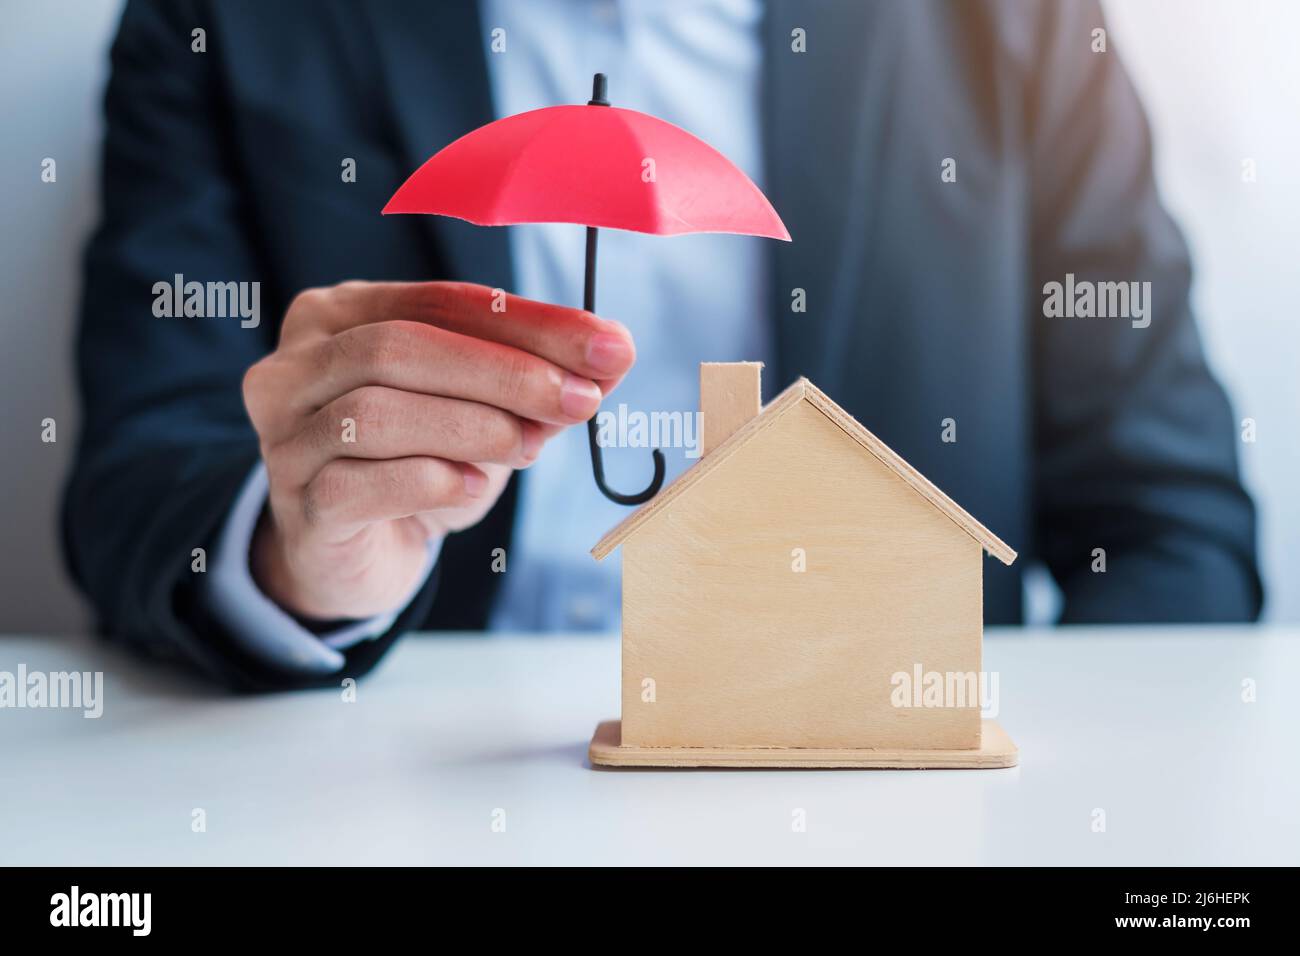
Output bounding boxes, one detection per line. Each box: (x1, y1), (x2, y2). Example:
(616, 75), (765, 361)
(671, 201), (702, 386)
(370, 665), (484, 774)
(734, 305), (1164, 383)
(587, 418), (666, 507)
(583, 222), (666, 506)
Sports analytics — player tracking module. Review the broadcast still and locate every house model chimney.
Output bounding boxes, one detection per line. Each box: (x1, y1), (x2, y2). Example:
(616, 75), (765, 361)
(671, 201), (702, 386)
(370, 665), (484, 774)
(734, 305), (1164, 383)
(700, 362), (762, 455)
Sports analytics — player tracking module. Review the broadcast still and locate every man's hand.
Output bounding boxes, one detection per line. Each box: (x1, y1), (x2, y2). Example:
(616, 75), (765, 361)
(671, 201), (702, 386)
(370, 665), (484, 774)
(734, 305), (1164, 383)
(241, 281), (635, 620)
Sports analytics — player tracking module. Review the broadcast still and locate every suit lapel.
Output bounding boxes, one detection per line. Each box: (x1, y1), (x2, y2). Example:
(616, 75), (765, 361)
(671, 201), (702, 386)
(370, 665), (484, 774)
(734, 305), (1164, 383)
(362, 0), (513, 290)
(762, 0), (887, 397)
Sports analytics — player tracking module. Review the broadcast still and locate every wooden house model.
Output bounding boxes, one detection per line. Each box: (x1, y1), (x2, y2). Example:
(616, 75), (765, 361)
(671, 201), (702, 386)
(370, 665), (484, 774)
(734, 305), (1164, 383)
(588, 362), (1019, 768)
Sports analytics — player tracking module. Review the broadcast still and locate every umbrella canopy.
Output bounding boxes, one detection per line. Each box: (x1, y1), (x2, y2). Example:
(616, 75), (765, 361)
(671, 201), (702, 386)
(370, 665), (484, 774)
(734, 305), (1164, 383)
(383, 74), (789, 506)
(383, 104), (789, 241)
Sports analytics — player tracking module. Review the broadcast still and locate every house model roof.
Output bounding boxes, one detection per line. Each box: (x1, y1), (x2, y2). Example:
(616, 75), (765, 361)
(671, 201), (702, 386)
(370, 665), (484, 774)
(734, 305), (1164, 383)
(592, 377), (1017, 565)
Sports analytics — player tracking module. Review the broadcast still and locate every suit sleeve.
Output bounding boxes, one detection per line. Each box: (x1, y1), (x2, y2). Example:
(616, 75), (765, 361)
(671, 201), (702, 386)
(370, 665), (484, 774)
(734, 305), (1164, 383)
(62, 0), (438, 689)
(1025, 0), (1262, 622)
(200, 463), (441, 673)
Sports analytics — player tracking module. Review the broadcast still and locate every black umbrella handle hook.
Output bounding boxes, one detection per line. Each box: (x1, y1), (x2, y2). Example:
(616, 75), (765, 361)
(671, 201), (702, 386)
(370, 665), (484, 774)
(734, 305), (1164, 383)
(583, 218), (665, 506)
(587, 417), (666, 507)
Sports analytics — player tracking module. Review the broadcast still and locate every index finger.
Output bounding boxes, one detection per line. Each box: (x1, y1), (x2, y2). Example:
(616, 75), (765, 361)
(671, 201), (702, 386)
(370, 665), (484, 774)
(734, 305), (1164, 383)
(287, 281), (636, 391)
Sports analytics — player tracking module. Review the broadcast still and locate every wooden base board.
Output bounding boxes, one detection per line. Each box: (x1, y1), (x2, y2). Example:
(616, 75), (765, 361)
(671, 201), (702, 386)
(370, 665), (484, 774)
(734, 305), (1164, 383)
(588, 719), (1018, 769)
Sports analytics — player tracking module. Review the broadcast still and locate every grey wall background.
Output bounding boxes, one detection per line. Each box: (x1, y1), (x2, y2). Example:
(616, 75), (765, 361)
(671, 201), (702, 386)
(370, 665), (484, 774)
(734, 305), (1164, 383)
(1, 1), (121, 632)
(1, 0), (1295, 633)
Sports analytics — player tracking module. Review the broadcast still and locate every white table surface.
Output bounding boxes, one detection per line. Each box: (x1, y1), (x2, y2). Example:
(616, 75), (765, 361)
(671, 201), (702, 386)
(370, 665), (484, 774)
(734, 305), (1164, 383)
(1, 626), (1295, 865)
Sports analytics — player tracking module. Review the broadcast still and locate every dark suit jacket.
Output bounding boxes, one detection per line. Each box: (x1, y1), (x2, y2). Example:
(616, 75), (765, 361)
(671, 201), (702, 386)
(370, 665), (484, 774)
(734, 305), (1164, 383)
(64, 0), (1261, 690)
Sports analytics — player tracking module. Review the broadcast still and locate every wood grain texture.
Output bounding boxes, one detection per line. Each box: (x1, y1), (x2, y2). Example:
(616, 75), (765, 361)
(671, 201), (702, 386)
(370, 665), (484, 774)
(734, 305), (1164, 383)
(620, 398), (984, 750)
(700, 362), (762, 455)
(589, 719), (1019, 769)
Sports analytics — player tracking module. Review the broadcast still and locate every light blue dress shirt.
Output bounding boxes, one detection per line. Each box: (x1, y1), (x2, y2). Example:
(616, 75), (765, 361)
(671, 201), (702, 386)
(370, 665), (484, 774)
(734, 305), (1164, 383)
(203, 0), (770, 671)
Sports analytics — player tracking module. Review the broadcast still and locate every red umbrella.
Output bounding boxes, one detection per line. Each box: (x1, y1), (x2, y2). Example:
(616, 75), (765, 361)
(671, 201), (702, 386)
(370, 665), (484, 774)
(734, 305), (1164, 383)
(384, 74), (789, 505)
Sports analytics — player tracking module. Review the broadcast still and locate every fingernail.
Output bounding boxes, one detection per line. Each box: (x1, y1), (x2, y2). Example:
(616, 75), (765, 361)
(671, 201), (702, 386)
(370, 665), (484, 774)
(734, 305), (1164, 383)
(520, 422), (545, 462)
(463, 468), (487, 497)
(560, 373), (602, 419)
(585, 332), (633, 375)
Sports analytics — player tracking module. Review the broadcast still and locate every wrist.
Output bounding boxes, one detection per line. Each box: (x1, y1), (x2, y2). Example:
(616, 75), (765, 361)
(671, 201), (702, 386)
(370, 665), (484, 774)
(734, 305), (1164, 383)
(249, 507), (431, 619)
(249, 507), (317, 618)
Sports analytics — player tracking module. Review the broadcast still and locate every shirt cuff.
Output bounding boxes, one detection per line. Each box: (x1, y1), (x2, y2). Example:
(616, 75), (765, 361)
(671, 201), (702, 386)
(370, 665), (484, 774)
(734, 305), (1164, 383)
(201, 462), (441, 675)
